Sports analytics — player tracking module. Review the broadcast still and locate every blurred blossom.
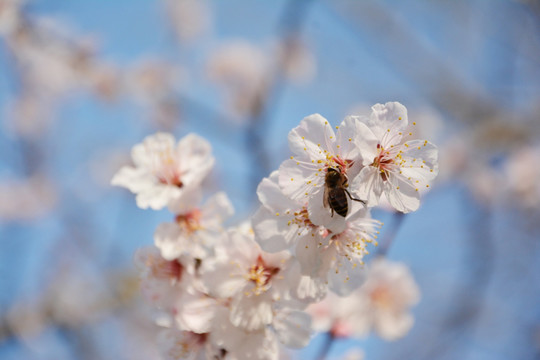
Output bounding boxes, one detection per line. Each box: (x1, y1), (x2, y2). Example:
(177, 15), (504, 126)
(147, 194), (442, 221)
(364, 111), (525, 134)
(5, 300), (47, 343)
(165, 0), (212, 43)
(504, 146), (540, 209)
(275, 37), (316, 84)
(5, 94), (53, 138)
(342, 348), (365, 360)
(45, 265), (107, 328)
(308, 258), (420, 341)
(128, 60), (183, 104)
(0, 174), (56, 221)
(0, 0), (22, 35)
(207, 40), (269, 119)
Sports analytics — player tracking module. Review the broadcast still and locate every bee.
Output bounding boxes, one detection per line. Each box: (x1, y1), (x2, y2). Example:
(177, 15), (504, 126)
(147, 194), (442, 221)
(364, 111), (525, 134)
(323, 167), (366, 217)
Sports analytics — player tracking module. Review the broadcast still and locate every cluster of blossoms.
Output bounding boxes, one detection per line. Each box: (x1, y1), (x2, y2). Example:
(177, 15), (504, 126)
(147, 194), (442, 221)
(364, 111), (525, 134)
(112, 102), (438, 359)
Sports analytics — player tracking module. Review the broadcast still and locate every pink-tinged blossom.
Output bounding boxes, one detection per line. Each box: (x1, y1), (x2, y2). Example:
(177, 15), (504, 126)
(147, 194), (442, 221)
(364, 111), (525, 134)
(201, 228), (303, 331)
(278, 114), (371, 231)
(309, 258), (420, 341)
(350, 102), (438, 213)
(295, 204), (381, 296)
(134, 246), (191, 311)
(253, 172), (376, 298)
(154, 191), (234, 261)
(157, 328), (224, 360)
(210, 305), (312, 360)
(254, 171), (381, 296)
(111, 132), (214, 210)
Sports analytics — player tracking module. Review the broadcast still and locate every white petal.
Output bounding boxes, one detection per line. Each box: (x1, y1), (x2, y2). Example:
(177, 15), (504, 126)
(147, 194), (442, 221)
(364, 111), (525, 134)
(167, 186), (203, 214)
(176, 133), (215, 186)
(154, 222), (184, 260)
(350, 166), (383, 207)
(295, 275), (328, 302)
(252, 206), (296, 252)
(273, 309), (312, 348)
(369, 102), (409, 143)
(383, 173), (421, 213)
(132, 132), (176, 167)
(230, 295), (273, 331)
(174, 293), (218, 333)
(288, 114), (335, 158)
(278, 159), (317, 200)
(352, 120), (380, 166)
(111, 166), (153, 193)
(400, 140), (439, 182)
(200, 191), (234, 227)
(136, 184), (183, 210)
(335, 116), (361, 160)
(295, 234), (325, 277)
(201, 259), (248, 298)
(257, 171), (297, 211)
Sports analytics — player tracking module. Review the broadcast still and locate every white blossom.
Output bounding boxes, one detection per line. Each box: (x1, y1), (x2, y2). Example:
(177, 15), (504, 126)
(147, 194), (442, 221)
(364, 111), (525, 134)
(308, 258), (420, 341)
(201, 228), (302, 331)
(350, 102), (438, 213)
(111, 132), (214, 210)
(278, 114), (372, 231)
(154, 191), (234, 261)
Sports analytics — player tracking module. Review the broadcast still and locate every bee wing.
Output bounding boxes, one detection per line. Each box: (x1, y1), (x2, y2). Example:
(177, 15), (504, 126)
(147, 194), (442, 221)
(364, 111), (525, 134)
(323, 186), (329, 208)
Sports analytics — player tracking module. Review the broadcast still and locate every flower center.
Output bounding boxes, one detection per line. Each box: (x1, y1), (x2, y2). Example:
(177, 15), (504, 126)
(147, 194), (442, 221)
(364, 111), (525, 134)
(369, 285), (394, 310)
(290, 206), (317, 228)
(246, 255), (280, 296)
(371, 144), (395, 181)
(175, 209), (202, 234)
(148, 257), (183, 282)
(155, 150), (183, 187)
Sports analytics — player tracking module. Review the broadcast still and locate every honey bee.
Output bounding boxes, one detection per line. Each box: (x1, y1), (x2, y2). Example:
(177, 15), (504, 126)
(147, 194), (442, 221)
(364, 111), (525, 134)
(323, 167), (366, 217)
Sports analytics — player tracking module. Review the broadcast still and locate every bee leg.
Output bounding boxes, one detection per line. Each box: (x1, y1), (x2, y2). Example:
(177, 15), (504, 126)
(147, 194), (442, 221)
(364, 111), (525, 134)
(344, 189), (366, 205)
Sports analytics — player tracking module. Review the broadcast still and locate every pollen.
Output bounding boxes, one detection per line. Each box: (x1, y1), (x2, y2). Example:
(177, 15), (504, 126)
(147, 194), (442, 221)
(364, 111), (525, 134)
(413, 122), (416, 125)
(335, 126), (339, 129)
(387, 129), (390, 132)
(426, 184), (430, 188)
(290, 156), (293, 159)
(275, 212), (280, 216)
(291, 178), (294, 181)
(348, 138), (352, 142)
(398, 117), (402, 120)
(409, 132), (412, 136)
(303, 147), (307, 151)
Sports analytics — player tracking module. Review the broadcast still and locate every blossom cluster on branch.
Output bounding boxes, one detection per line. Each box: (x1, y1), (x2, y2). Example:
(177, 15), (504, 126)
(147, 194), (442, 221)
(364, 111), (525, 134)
(112, 101), (438, 359)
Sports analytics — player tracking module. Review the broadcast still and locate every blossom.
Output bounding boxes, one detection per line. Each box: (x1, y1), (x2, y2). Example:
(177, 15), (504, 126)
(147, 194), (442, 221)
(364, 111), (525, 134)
(278, 114), (372, 231)
(134, 246), (191, 310)
(309, 258), (420, 341)
(201, 228), (303, 331)
(253, 171), (381, 296)
(350, 102), (438, 213)
(111, 132), (214, 210)
(154, 191), (234, 261)
(210, 305), (311, 360)
(157, 328), (223, 360)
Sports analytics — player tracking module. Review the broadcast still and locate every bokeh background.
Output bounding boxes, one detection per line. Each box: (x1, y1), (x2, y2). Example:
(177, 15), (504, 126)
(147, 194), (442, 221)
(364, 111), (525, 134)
(1, 0), (540, 359)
